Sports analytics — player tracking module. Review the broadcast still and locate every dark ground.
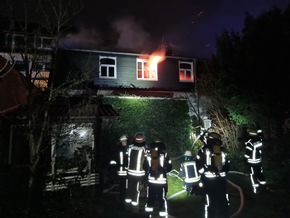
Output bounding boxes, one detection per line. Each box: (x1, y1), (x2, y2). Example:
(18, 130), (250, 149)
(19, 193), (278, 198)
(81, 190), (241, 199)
(93, 182), (290, 218)
(92, 172), (290, 218)
(40, 172), (290, 218)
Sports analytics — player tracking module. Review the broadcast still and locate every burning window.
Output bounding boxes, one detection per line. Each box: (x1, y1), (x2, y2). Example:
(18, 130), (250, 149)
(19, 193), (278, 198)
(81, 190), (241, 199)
(99, 56), (117, 79)
(137, 48), (165, 81)
(179, 61), (194, 82)
(137, 58), (157, 80)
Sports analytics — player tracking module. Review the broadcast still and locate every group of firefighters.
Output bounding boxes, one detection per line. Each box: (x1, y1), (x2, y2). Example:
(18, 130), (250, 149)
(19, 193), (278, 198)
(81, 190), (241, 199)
(110, 127), (267, 218)
(110, 132), (172, 217)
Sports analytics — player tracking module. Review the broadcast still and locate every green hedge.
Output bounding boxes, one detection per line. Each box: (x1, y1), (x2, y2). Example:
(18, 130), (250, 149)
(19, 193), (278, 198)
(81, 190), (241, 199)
(102, 97), (193, 157)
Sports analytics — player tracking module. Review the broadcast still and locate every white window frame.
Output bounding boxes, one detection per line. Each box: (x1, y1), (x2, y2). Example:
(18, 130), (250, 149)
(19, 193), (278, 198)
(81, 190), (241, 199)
(179, 61), (194, 82)
(99, 56), (117, 79)
(34, 36), (54, 49)
(136, 58), (158, 81)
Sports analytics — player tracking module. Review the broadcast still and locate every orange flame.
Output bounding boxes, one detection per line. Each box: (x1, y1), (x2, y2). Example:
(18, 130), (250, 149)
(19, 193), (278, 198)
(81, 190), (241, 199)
(149, 47), (166, 67)
(141, 47), (166, 74)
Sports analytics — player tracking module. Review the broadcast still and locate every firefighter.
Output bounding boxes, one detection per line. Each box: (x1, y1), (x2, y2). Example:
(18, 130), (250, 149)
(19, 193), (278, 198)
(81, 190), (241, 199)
(144, 140), (172, 217)
(125, 132), (147, 211)
(196, 132), (230, 218)
(244, 128), (266, 194)
(180, 150), (201, 195)
(110, 134), (129, 201)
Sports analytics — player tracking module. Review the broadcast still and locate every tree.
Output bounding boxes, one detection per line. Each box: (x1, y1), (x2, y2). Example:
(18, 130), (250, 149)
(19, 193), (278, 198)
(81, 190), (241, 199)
(196, 4), (290, 172)
(1, 0), (90, 216)
(207, 4), (290, 136)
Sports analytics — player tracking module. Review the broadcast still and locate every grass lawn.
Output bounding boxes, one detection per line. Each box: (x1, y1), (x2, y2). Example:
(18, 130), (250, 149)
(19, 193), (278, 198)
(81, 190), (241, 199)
(166, 168), (290, 218)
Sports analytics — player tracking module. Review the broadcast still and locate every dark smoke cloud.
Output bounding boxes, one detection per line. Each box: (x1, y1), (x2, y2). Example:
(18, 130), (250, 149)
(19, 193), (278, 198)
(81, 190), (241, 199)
(64, 0), (289, 57)
(62, 26), (104, 49)
(112, 16), (153, 52)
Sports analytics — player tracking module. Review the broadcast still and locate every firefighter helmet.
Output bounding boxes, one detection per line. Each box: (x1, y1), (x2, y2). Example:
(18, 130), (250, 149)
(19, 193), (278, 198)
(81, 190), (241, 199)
(248, 128), (264, 141)
(134, 132), (145, 143)
(208, 132), (221, 140)
(184, 150), (192, 156)
(150, 140), (166, 151)
(119, 134), (128, 141)
(207, 132), (222, 146)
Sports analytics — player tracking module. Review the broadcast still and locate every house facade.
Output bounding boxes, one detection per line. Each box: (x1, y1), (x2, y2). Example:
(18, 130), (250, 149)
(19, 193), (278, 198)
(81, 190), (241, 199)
(55, 47), (211, 124)
(0, 26), (211, 192)
(55, 48), (196, 94)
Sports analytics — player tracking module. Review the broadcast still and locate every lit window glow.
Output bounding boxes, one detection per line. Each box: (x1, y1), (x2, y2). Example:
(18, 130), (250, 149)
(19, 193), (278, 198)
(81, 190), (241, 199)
(137, 48), (166, 81)
(179, 61), (194, 82)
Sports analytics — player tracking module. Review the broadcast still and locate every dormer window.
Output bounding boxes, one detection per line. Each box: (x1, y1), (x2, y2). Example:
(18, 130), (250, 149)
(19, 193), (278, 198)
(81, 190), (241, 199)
(99, 56), (117, 79)
(137, 58), (158, 81)
(179, 61), (194, 82)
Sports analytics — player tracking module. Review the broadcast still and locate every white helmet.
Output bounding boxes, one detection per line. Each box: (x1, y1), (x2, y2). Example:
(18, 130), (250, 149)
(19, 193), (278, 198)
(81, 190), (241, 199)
(184, 150), (192, 156)
(119, 134), (128, 141)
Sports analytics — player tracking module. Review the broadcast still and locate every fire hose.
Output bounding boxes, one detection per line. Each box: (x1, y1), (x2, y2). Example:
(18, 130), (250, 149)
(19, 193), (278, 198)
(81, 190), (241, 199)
(227, 178), (244, 218)
(167, 170), (245, 217)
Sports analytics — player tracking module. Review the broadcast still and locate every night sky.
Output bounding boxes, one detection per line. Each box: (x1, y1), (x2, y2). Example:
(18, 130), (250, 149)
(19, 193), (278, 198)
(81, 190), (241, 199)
(63, 0), (290, 58)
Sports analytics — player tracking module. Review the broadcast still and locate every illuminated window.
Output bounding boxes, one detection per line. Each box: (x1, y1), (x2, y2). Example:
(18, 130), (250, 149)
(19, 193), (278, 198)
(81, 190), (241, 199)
(54, 124), (93, 160)
(179, 61), (194, 82)
(99, 56), (117, 79)
(31, 68), (50, 91)
(137, 58), (158, 80)
(15, 61), (50, 90)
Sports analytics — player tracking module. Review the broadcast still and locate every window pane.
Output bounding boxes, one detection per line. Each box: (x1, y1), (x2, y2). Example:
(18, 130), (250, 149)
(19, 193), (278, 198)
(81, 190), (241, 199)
(150, 70), (156, 79)
(179, 71), (185, 80)
(109, 67), (114, 77)
(138, 70), (142, 78)
(101, 58), (115, 65)
(138, 62), (142, 69)
(185, 71), (191, 80)
(6, 34), (13, 47)
(144, 70), (150, 78)
(180, 63), (191, 69)
(14, 35), (25, 48)
(42, 38), (53, 48)
(101, 66), (107, 76)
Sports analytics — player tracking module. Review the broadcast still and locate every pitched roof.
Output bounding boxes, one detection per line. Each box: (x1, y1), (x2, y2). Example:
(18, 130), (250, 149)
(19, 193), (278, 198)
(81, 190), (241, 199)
(0, 56), (41, 114)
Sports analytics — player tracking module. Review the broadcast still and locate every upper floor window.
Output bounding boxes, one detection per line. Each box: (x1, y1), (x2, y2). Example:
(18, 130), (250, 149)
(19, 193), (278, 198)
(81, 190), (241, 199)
(179, 61), (194, 82)
(5, 32), (54, 50)
(35, 36), (54, 49)
(137, 58), (158, 81)
(5, 33), (25, 49)
(99, 56), (117, 79)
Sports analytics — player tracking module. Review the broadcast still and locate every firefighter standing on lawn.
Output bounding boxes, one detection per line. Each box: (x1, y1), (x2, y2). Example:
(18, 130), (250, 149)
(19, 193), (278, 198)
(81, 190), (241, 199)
(110, 134), (129, 201)
(125, 132), (147, 210)
(180, 150), (200, 195)
(196, 132), (230, 218)
(144, 140), (172, 217)
(244, 128), (267, 194)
